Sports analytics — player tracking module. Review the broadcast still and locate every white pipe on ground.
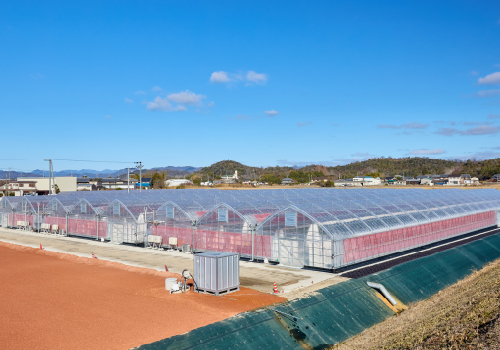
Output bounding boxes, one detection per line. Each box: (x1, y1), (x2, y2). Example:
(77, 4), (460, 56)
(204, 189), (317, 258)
(367, 281), (397, 306)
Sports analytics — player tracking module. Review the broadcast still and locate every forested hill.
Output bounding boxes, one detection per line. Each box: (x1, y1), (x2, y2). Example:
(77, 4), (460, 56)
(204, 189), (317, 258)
(304, 157), (461, 178)
(195, 157), (500, 181)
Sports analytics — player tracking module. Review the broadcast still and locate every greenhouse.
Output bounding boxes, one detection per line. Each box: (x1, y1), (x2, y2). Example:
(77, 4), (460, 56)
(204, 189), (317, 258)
(0, 188), (499, 269)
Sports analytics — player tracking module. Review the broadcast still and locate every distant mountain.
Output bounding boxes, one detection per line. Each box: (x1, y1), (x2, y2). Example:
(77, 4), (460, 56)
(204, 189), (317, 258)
(3, 165), (202, 181)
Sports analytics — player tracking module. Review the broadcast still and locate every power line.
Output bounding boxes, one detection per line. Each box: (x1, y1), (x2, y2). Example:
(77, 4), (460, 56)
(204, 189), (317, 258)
(52, 159), (133, 164)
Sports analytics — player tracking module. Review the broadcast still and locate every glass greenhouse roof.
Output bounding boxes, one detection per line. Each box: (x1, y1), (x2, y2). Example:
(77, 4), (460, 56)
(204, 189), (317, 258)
(3, 188), (500, 238)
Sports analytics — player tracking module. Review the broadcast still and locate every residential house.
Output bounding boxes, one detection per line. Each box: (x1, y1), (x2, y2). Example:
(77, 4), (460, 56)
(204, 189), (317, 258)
(0, 181), (37, 196)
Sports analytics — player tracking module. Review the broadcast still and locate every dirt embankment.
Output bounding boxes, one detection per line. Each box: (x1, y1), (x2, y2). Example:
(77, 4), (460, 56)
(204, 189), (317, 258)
(336, 259), (500, 349)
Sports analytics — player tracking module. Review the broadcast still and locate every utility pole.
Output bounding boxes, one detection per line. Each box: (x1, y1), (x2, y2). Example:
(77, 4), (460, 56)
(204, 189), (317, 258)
(44, 159), (53, 195)
(126, 167), (131, 193)
(135, 162), (143, 192)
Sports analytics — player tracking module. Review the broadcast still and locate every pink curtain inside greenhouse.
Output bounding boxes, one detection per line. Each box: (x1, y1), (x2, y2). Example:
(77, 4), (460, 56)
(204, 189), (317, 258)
(196, 230), (271, 257)
(151, 226), (192, 247)
(44, 217), (67, 230)
(150, 226), (271, 257)
(343, 211), (496, 263)
(13, 213), (34, 226)
(68, 218), (107, 238)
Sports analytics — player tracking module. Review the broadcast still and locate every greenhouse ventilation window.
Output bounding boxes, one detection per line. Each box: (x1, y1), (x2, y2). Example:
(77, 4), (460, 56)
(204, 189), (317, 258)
(22, 202), (26, 212)
(166, 207), (175, 219)
(285, 212), (297, 227)
(113, 204), (120, 215)
(81, 203), (86, 213)
(52, 202), (57, 211)
(218, 209), (228, 222)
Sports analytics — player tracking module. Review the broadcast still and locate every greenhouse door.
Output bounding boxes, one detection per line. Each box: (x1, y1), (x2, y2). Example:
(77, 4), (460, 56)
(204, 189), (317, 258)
(0, 213), (8, 227)
(110, 223), (124, 244)
(279, 239), (304, 268)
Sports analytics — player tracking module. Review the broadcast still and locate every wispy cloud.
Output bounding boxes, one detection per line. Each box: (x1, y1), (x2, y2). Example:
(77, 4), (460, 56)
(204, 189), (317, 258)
(297, 121), (312, 127)
(488, 114), (500, 119)
(463, 121), (493, 126)
(145, 97), (187, 112)
(167, 90), (206, 105)
(210, 71), (231, 83)
(332, 123), (340, 126)
(209, 70), (268, 85)
(263, 110), (279, 117)
(478, 72), (500, 85)
(246, 71), (267, 84)
(407, 148), (446, 156)
(124, 98), (134, 103)
(105, 115), (112, 119)
(436, 125), (500, 136)
(152, 86), (162, 92)
(476, 89), (500, 98)
(450, 150), (500, 160)
(377, 122), (430, 130)
(134, 91), (146, 95)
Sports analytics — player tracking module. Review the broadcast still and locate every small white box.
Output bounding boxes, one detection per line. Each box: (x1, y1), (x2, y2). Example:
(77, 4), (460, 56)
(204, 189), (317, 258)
(168, 237), (177, 246)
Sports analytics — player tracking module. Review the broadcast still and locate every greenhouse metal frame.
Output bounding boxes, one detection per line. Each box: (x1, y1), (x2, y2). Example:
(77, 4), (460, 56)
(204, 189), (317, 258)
(0, 188), (499, 269)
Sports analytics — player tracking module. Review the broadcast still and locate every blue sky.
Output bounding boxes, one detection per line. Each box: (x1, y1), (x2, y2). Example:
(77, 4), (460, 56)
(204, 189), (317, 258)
(1, 1), (500, 172)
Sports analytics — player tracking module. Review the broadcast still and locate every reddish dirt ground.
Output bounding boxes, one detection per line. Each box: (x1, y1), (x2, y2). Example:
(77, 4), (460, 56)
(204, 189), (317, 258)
(0, 242), (285, 350)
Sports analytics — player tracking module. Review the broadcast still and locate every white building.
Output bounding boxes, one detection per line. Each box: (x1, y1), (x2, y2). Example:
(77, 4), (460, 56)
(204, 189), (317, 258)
(447, 176), (461, 186)
(165, 179), (193, 187)
(221, 170), (238, 183)
(0, 180), (38, 196)
(12, 176), (77, 194)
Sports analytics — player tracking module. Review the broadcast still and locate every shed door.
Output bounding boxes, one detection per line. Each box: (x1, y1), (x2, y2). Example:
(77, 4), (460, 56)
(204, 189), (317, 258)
(279, 238), (304, 268)
(110, 223), (124, 243)
(0, 213), (7, 227)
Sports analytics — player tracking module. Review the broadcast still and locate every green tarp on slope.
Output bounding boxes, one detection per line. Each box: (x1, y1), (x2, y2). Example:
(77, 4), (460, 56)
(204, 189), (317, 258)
(138, 233), (500, 350)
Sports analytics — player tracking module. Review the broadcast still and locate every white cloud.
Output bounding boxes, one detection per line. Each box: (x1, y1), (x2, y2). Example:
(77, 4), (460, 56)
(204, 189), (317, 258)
(210, 70), (268, 85)
(377, 122), (429, 130)
(407, 148), (446, 156)
(246, 71), (267, 84)
(134, 91), (146, 95)
(124, 98), (134, 103)
(152, 86), (162, 92)
(146, 97), (187, 112)
(488, 114), (500, 119)
(105, 115), (112, 119)
(208, 101), (215, 107)
(436, 125), (500, 136)
(297, 121), (312, 127)
(263, 110), (279, 117)
(167, 90), (206, 105)
(475, 90), (500, 98)
(210, 71), (231, 83)
(469, 71), (479, 76)
(478, 72), (500, 85)
(463, 121), (493, 126)
(462, 125), (500, 135)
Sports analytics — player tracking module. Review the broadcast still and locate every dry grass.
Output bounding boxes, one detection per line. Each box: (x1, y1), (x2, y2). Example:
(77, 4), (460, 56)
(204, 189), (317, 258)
(335, 259), (500, 350)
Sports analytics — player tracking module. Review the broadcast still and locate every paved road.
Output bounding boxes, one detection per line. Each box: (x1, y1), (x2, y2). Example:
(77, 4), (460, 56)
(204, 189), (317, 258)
(0, 228), (345, 294)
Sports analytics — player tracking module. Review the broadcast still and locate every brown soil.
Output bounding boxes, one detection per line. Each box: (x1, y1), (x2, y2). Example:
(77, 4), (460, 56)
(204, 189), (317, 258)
(0, 241), (284, 350)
